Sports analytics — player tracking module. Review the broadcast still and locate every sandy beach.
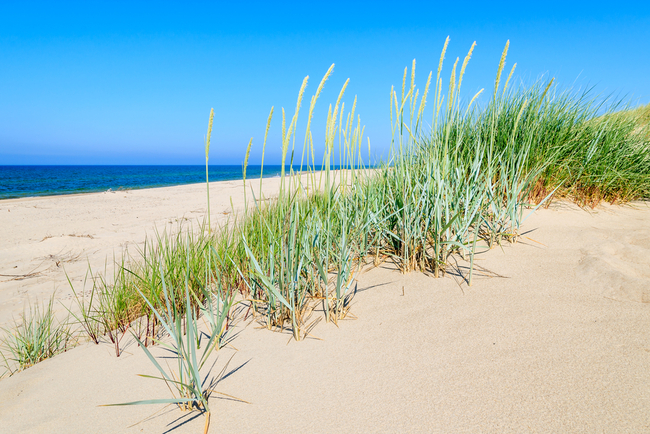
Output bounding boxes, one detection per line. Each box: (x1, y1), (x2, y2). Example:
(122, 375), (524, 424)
(0, 177), (286, 329)
(0, 178), (649, 433)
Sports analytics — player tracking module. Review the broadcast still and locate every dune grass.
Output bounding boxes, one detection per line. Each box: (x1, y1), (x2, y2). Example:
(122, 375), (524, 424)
(0, 295), (73, 377)
(105, 243), (237, 434)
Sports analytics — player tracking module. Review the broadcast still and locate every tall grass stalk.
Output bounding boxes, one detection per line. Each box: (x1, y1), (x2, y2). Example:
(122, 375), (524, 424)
(205, 108), (214, 233)
(243, 137), (253, 211)
(259, 107), (274, 200)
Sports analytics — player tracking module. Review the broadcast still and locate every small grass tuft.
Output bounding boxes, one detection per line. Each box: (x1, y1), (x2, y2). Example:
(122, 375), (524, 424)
(0, 295), (73, 376)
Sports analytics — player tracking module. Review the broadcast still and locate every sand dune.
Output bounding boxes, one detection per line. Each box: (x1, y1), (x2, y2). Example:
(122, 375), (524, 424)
(0, 181), (648, 433)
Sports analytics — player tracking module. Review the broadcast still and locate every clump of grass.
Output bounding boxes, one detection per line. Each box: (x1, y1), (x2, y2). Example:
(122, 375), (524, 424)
(66, 259), (143, 356)
(464, 81), (650, 207)
(63, 220), (225, 359)
(236, 36), (649, 326)
(234, 66), (368, 339)
(106, 244), (239, 434)
(0, 295), (73, 376)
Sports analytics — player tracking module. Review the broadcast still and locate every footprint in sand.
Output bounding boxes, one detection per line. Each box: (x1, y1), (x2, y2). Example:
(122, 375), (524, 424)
(578, 233), (650, 303)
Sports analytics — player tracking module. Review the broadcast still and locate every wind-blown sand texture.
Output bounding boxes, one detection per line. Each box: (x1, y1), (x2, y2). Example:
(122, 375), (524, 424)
(0, 179), (649, 433)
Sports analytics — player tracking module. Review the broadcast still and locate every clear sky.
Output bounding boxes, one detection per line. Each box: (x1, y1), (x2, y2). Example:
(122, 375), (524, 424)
(1, 1), (649, 165)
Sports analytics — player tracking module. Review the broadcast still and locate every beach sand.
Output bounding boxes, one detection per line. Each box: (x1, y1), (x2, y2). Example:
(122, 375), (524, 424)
(0, 177), (285, 328)
(0, 179), (649, 433)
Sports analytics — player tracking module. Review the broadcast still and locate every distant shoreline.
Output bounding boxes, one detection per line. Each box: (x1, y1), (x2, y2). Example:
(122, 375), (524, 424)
(0, 165), (350, 201)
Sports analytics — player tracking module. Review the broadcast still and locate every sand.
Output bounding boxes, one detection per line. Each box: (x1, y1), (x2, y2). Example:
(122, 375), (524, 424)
(0, 178), (284, 328)
(0, 179), (649, 433)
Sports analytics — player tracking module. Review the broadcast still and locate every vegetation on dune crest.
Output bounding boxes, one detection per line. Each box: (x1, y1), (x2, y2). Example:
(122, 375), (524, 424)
(611, 102), (650, 142)
(57, 37), (645, 350)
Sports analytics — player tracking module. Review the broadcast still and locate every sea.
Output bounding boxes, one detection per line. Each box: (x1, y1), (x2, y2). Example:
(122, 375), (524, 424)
(0, 165), (307, 200)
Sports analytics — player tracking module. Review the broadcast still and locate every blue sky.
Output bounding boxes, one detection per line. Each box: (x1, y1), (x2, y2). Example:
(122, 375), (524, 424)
(1, 1), (649, 165)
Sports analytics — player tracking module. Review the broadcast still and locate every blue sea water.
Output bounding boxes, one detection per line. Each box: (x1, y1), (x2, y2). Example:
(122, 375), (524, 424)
(0, 165), (298, 200)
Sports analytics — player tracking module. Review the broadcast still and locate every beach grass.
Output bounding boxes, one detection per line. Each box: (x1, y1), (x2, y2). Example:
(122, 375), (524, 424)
(105, 244), (237, 434)
(0, 295), (73, 377)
